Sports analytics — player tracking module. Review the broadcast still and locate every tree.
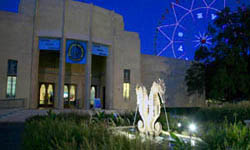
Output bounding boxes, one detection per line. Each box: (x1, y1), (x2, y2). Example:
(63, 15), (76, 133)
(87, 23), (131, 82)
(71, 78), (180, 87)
(185, 6), (250, 102)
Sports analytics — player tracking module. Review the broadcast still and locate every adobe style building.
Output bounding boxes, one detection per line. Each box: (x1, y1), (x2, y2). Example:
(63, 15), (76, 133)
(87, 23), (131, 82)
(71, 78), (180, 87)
(0, 0), (205, 110)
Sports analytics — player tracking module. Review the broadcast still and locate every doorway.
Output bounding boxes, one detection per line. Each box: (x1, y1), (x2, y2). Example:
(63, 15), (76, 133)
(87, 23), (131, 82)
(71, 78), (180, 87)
(64, 84), (77, 108)
(39, 83), (54, 107)
(91, 55), (106, 109)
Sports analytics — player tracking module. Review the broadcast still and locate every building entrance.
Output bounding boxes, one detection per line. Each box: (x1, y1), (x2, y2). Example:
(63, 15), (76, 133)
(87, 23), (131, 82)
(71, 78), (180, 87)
(38, 83), (54, 107)
(64, 84), (77, 108)
(91, 55), (106, 109)
(38, 47), (60, 108)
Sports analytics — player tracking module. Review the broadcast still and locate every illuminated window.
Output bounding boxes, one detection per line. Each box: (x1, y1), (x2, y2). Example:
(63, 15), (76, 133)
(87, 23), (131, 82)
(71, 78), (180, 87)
(6, 60), (17, 98)
(64, 84), (77, 106)
(90, 86), (95, 107)
(123, 69), (130, 99)
(47, 84), (54, 104)
(69, 85), (76, 102)
(64, 85), (69, 101)
(123, 83), (130, 99)
(39, 84), (46, 104)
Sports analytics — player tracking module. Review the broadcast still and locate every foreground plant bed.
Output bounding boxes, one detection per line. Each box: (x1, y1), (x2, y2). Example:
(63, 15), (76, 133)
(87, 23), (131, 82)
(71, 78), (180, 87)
(199, 120), (250, 150)
(22, 111), (250, 150)
(21, 113), (158, 150)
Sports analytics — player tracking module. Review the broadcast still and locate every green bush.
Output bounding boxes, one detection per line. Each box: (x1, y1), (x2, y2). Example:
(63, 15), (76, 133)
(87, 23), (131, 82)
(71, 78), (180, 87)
(91, 111), (134, 127)
(163, 105), (250, 123)
(192, 106), (250, 123)
(158, 104), (250, 124)
(199, 120), (250, 150)
(166, 107), (200, 116)
(22, 109), (250, 150)
(170, 132), (192, 150)
(22, 111), (157, 150)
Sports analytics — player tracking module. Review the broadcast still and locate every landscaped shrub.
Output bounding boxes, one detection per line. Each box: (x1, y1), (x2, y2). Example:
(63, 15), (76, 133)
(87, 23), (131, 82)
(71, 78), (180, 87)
(166, 107), (200, 116)
(91, 111), (134, 126)
(192, 105), (250, 123)
(159, 105), (250, 123)
(199, 120), (250, 150)
(22, 109), (250, 150)
(169, 132), (193, 150)
(22, 111), (157, 150)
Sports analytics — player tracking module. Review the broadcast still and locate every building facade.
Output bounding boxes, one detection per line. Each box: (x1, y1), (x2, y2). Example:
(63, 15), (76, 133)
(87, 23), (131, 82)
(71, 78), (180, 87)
(141, 55), (205, 107)
(0, 0), (204, 110)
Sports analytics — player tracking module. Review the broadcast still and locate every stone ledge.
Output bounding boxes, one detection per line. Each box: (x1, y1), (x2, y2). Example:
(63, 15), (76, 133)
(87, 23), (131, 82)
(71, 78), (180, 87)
(0, 99), (25, 109)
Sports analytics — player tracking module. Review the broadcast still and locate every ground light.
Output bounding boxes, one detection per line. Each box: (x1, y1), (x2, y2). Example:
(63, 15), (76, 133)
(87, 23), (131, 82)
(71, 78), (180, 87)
(189, 123), (197, 146)
(189, 123), (196, 132)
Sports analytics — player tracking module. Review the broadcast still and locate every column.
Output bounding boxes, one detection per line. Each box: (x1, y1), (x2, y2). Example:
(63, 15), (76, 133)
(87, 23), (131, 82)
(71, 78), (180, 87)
(56, 0), (67, 109)
(105, 11), (115, 109)
(84, 4), (94, 109)
(29, 0), (39, 109)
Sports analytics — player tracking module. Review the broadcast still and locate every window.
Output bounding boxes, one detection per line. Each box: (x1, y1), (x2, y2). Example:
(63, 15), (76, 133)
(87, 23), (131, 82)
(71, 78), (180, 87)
(39, 84), (46, 104)
(64, 85), (69, 101)
(47, 84), (54, 105)
(90, 86), (96, 108)
(6, 60), (17, 98)
(64, 84), (76, 106)
(69, 85), (76, 102)
(123, 69), (130, 99)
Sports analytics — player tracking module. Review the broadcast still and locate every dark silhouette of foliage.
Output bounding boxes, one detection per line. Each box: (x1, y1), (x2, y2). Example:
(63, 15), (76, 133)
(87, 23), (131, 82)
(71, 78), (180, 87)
(185, 6), (250, 102)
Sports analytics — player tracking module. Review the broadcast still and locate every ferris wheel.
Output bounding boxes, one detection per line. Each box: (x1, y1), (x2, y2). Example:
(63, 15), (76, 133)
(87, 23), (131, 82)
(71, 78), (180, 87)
(154, 0), (243, 60)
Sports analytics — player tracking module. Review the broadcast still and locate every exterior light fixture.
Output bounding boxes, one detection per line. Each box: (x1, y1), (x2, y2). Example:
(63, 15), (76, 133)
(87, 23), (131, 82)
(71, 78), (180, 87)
(189, 123), (197, 146)
(177, 122), (181, 128)
(189, 123), (196, 132)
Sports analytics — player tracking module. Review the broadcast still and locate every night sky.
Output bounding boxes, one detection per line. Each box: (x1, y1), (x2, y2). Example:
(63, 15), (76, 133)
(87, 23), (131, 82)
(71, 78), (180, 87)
(0, 0), (249, 60)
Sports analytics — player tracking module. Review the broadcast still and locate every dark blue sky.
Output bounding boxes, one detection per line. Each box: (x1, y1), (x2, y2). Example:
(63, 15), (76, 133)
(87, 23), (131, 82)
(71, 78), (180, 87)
(0, 0), (248, 59)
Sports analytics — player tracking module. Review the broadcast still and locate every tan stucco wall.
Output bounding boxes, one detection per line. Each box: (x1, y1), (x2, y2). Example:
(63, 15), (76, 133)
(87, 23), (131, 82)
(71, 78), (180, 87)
(0, 0), (140, 110)
(113, 31), (141, 111)
(141, 54), (205, 107)
(0, 11), (33, 107)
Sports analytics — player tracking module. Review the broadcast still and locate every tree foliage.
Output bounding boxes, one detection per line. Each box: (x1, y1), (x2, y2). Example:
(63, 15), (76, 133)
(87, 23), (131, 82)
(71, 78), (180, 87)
(185, 6), (250, 102)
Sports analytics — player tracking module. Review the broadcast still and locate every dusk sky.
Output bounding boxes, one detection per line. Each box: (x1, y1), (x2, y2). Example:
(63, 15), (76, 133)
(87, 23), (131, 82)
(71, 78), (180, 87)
(0, 0), (248, 60)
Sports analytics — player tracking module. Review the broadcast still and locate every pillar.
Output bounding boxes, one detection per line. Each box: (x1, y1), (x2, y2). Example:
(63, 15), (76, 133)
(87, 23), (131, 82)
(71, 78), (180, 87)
(29, 0), (39, 109)
(84, 4), (94, 109)
(105, 11), (115, 109)
(56, 0), (67, 109)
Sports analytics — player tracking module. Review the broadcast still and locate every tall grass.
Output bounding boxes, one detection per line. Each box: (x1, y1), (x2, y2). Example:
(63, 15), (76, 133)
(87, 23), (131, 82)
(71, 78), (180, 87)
(22, 111), (157, 150)
(199, 120), (250, 150)
(22, 109), (250, 150)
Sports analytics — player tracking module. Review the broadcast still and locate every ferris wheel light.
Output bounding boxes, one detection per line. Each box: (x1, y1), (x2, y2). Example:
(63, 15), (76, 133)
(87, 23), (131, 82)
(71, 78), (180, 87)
(155, 0), (231, 59)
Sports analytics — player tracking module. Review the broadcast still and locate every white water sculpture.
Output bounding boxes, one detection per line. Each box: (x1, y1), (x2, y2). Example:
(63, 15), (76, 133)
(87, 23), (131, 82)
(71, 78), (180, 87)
(136, 79), (166, 136)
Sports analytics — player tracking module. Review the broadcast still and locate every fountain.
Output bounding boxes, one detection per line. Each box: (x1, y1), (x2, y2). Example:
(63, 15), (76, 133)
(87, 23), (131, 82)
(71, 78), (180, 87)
(112, 79), (202, 146)
(135, 79), (168, 136)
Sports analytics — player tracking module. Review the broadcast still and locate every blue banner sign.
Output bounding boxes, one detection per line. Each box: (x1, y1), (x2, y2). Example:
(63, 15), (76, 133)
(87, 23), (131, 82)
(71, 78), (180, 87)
(39, 38), (60, 50)
(66, 40), (87, 64)
(92, 44), (109, 56)
(94, 98), (101, 108)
